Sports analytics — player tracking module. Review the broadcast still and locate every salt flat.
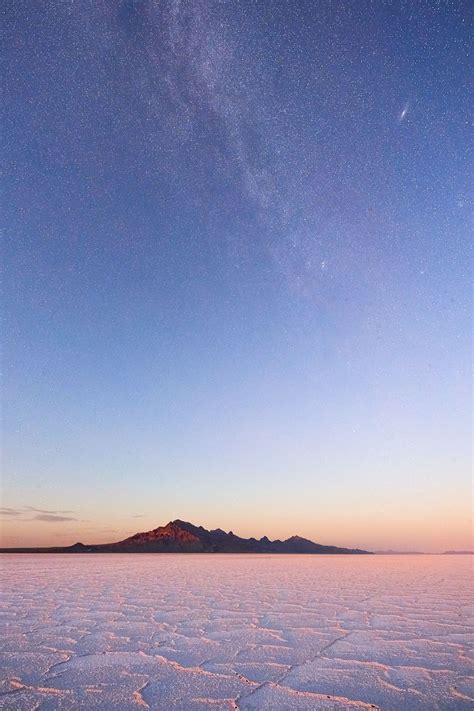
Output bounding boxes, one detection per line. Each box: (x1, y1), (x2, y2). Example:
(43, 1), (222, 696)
(0, 554), (472, 710)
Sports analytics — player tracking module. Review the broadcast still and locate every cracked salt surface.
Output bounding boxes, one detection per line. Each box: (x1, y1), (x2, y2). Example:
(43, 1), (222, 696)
(0, 554), (472, 710)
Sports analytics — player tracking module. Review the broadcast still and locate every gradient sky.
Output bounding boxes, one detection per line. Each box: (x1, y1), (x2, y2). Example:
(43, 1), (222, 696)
(3, 0), (471, 552)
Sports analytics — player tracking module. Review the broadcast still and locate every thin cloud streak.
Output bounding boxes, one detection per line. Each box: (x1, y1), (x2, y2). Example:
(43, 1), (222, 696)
(25, 507), (74, 515)
(0, 508), (22, 516)
(33, 514), (77, 523)
(0, 507), (77, 523)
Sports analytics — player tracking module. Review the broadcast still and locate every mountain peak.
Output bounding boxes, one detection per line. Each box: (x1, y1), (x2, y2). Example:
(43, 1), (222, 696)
(285, 535), (309, 543)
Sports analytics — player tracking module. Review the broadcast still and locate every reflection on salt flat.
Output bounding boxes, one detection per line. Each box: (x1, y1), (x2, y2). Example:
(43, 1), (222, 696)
(0, 554), (472, 710)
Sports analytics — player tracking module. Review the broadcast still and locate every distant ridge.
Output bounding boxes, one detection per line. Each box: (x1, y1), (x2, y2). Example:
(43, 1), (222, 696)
(0, 519), (371, 554)
(374, 550), (426, 555)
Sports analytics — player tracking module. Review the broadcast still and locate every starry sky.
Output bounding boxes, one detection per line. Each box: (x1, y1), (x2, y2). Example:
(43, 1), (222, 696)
(2, 0), (471, 551)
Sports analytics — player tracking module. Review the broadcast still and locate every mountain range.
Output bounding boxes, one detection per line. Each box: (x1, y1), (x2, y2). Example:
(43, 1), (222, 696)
(0, 519), (371, 554)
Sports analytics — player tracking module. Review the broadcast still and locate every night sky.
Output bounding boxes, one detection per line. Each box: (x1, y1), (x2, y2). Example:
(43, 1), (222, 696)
(3, 0), (471, 551)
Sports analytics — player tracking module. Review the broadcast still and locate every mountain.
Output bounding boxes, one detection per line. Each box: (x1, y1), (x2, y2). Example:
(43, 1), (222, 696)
(0, 519), (371, 554)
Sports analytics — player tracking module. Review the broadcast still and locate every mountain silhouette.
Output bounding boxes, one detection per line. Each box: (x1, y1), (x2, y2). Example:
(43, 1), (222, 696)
(0, 519), (371, 554)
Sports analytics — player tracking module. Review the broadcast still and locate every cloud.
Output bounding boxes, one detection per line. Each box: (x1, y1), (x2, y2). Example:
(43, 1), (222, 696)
(132, 514), (144, 518)
(0, 507), (22, 516)
(1, 506), (78, 523)
(24, 506), (74, 515)
(33, 514), (77, 523)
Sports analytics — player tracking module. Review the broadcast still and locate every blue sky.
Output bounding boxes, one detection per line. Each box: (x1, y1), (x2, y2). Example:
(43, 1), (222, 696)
(3, 0), (471, 551)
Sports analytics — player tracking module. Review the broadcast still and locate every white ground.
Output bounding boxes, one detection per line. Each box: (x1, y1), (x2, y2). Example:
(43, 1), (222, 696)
(0, 554), (472, 710)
